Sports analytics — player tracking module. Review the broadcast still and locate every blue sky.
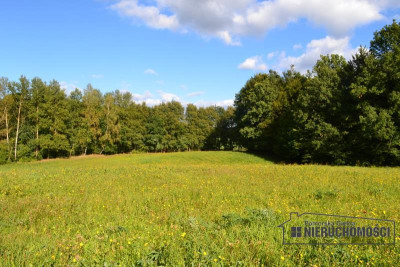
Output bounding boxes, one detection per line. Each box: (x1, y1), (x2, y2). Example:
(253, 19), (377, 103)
(0, 0), (399, 106)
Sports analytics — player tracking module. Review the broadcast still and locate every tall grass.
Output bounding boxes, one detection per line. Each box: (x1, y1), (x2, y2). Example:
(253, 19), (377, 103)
(0, 152), (399, 266)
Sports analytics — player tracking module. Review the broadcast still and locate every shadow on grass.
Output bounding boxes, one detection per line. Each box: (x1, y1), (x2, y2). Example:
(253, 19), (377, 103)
(240, 151), (286, 164)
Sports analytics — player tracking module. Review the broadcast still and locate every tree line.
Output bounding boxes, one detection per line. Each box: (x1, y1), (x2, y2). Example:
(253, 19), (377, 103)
(0, 80), (237, 164)
(1, 21), (399, 166)
(234, 21), (400, 166)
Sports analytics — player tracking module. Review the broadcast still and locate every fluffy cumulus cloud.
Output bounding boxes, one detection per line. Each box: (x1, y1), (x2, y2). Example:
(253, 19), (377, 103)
(132, 90), (179, 105)
(132, 90), (153, 102)
(60, 81), (80, 94)
(277, 36), (358, 73)
(240, 36), (359, 73)
(193, 99), (234, 108)
(158, 90), (181, 102)
(214, 99), (234, 107)
(111, 0), (179, 30)
(131, 90), (232, 107)
(110, 0), (397, 45)
(238, 55), (267, 71)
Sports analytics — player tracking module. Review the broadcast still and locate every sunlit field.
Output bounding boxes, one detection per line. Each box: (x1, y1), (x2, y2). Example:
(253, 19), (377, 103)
(0, 152), (399, 266)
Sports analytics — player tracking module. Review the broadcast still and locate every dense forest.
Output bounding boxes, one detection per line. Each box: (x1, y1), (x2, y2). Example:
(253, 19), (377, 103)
(235, 21), (400, 166)
(0, 79), (237, 163)
(1, 21), (399, 166)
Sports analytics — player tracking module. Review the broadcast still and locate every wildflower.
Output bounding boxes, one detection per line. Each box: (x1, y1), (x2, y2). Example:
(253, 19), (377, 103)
(203, 251), (207, 256)
(181, 232), (186, 238)
(51, 255), (55, 260)
(281, 256), (285, 261)
(79, 242), (83, 247)
(214, 258), (217, 262)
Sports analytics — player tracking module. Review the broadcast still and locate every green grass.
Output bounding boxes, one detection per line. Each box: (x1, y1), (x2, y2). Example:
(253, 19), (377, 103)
(0, 151), (399, 266)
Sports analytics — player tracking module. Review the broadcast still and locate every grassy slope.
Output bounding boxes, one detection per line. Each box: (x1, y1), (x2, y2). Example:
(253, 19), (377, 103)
(0, 152), (399, 266)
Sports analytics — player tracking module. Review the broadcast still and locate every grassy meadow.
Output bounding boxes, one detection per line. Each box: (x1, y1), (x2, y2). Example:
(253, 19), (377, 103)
(0, 151), (399, 266)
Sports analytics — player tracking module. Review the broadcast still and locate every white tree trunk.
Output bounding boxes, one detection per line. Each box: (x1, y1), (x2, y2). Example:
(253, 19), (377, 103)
(14, 101), (22, 161)
(35, 105), (39, 159)
(4, 107), (10, 160)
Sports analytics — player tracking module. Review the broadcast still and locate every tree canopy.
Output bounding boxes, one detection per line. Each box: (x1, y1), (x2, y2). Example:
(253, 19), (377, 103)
(234, 20), (400, 166)
(0, 81), (237, 163)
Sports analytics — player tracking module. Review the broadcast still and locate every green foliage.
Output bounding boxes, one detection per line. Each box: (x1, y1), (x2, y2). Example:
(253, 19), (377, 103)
(370, 19), (400, 57)
(234, 71), (284, 151)
(0, 77), (235, 163)
(343, 21), (400, 165)
(185, 104), (217, 150)
(292, 54), (348, 164)
(0, 141), (8, 164)
(234, 21), (400, 166)
(0, 79), (235, 161)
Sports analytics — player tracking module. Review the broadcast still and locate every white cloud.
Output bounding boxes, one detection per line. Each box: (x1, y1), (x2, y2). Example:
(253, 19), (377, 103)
(142, 98), (162, 106)
(238, 56), (267, 71)
(133, 90), (163, 106)
(215, 99), (234, 107)
(217, 31), (241, 46)
(131, 89), (232, 107)
(372, 0), (400, 9)
(187, 91), (205, 97)
(91, 74), (104, 79)
(193, 99), (234, 108)
(133, 90), (153, 101)
(111, 0), (179, 30)
(293, 43), (302, 50)
(276, 36), (358, 73)
(60, 81), (80, 94)
(110, 0), (397, 45)
(236, 0), (383, 36)
(144, 68), (158, 75)
(132, 90), (180, 106)
(158, 90), (181, 102)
